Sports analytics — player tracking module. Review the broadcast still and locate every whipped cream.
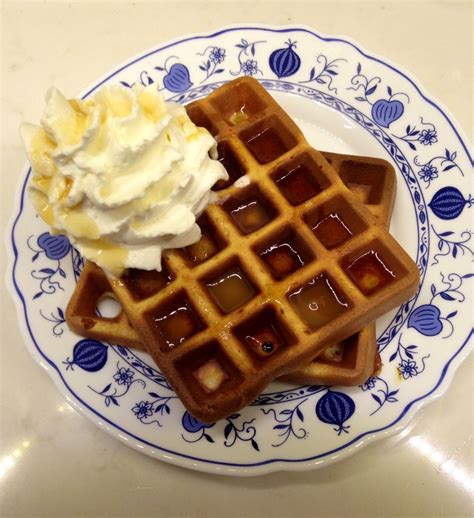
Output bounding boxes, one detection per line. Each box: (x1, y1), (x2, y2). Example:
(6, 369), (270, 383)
(20, 84), (228, 276)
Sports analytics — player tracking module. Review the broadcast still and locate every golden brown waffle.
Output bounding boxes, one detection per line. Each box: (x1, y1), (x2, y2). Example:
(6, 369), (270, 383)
(67, 151), (395, 386)
(67, 77), (418, 422)
(279, 150), (395, 385)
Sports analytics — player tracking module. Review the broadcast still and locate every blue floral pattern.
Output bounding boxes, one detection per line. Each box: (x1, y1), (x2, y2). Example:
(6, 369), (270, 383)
(419, 163), (439, 184)
(348, 64), (409, 127)
(414, 149), (462, 187)
(262, 399), (308, 446)
(418, 128), (438, 146)
(394, 117), (438, 151)
(131, 390), (176, 427)
(182, 411), (215, 443)
(209, 47), (226, 64)
(63, 339), (108, 373)
(360, 376), (399, 415)
(399, 359), (419, 379)
(230, 39), (265, 77)
(223, 414), (259, 451)
(389, 336), (430, 379)
(197, 46), (226, 83)
(88, 363), (146, 407)
(431, 227), (474, 265)
(316, 390), (356, 435)
(133, 401), (154, 420)
(300, 54), (346, 93)
(39, 306), (66, 336)
(407, 272), (472, 337)
(269, 39), (301, 78)
(10, 26), (472, 473)
(27, 233), (70, 299)
(429, 186), (473, 220)
(114, 367), (134, 386)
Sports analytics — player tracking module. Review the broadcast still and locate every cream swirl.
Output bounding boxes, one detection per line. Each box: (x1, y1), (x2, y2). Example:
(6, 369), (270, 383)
(20, 84), (228, 276)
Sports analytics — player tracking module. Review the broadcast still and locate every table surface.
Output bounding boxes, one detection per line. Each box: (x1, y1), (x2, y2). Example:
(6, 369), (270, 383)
(1, 1), (473, 517)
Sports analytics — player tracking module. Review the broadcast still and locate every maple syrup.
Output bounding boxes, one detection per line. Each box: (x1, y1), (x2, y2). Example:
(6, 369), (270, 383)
(289, 275), (349, 331)
(244, 127), (289, 164)
(214, 140), (245, 190)
(346, 250), (395, 295)
(152, 299), (202, 350)
(186, 104), (219, 136)
(122, 267), (171, 301)
(185, 233), (219, 264)
(177, 340), (244, 400)
(205, 266), (256, 314)
(211, 81), (265, 121)
(260, 241), (305, 279)
(312, 213), (353, 249)
(229, 199), (271, 234)
(229, 108), (249, 125)
(244, 324), (284, 358)
(234, 307), (293, 361)
(339, 161), (385, 205)
(275, 163), (323, 205)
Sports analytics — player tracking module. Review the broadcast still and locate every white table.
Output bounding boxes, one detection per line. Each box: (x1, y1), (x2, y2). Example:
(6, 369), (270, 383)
(1, 2), (472, 516)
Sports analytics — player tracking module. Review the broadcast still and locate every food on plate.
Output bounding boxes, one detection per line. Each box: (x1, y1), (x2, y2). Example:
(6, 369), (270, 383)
(21, 77), (419, 422)
(67, 150), (397, 387)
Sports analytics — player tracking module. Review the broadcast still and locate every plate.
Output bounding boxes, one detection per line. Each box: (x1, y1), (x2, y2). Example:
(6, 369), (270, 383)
(7, 25), (473, 476)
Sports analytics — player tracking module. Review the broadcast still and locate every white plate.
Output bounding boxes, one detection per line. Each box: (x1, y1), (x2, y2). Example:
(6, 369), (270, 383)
(7, 25), (473, 476)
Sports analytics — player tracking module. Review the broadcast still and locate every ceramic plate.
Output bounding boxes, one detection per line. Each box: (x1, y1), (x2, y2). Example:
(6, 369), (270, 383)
(7, 25), (473, 476)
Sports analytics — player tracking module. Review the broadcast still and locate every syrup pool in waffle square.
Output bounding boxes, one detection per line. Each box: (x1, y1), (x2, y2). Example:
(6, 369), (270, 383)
(253, 225), (315, 280)
(341, 239), (407, 296)
(337, 159), (387, 205)
(271, 152), (331, 206)
(209, 78), (266, 125)
(238, 115), (298, 164)
(121, 264), (172, 302)
(202, 258), (259, 314)
(232, 306), (297, 364)
(184, 103), (220, 137)
(214, 140), (246, 190)
(183, 213), (226, 266)
(288, 274), (350, 331)
(304, 194), (368, 250)
(222, 183), (278, 235)
(144, 291), (205, 352)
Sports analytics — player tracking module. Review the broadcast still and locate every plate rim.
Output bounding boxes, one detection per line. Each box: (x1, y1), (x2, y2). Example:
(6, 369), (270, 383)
(6, 23), (473, 476)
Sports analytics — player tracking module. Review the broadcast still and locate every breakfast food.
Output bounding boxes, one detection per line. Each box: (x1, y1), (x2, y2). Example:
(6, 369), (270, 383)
(278, 150), (396, 385)
(77, 78), (417, 422)
(23, 77), (419, 422)
(67, 151), (396, 386)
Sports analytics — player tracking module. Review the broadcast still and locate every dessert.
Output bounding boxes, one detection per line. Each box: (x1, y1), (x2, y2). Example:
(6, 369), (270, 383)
(81, 78), (418, 422)
(23, 77), (419, 422)
(67, 151), (396, 386)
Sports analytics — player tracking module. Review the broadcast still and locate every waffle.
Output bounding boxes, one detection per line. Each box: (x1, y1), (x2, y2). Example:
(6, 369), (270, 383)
(66, 77), (419, 422)
(67, 151), (395, 386)
(279, 151), (395, 385)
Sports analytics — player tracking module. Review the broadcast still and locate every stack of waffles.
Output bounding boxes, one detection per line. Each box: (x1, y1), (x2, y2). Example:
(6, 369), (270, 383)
(66, 78), (419, 422)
